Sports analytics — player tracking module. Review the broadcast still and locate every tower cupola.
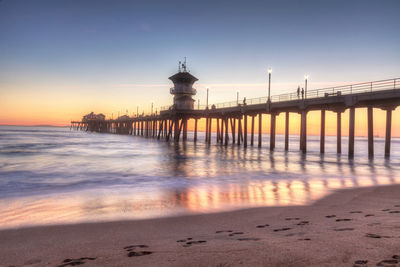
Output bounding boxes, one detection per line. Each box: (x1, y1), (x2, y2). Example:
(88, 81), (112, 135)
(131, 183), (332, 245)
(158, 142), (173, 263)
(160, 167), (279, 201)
(168, 60), (198, 110)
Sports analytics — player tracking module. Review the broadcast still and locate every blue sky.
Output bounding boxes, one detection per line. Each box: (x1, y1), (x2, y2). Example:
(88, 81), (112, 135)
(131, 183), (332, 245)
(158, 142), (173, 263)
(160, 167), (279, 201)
(0, 0), (399, 122)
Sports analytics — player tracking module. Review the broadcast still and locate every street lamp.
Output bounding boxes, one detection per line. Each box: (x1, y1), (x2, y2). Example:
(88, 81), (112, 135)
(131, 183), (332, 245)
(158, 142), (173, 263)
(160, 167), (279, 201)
(151, 102), (153, 114)
(136, 106), (139, 117)
(268, 68), (272, 102)
(304, 75), (309, 99)
(206, 87), (209, 109)
(236, 90), (239, 105)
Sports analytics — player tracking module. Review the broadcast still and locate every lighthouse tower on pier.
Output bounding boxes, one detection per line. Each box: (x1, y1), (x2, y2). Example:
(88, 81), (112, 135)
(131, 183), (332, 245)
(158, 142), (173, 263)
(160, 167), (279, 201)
(168, 60), (198, 110)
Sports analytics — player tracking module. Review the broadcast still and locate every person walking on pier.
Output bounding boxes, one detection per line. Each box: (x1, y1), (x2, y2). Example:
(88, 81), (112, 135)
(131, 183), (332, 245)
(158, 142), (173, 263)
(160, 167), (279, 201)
(297, 86), (300, 98)
(301, 88), (304, 99)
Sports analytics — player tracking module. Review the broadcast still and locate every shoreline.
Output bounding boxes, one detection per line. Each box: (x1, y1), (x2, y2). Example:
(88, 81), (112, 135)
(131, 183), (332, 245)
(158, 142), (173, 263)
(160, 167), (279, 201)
(1, 184), (399, 266)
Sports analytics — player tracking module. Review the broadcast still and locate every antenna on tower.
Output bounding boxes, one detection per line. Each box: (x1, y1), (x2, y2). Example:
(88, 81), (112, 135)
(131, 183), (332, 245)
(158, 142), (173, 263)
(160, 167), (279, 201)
(183, 57), (187, 72)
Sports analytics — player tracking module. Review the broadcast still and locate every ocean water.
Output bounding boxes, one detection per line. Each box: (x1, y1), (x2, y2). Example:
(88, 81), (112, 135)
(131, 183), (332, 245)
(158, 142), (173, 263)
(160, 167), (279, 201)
(0, 125), (399, 229)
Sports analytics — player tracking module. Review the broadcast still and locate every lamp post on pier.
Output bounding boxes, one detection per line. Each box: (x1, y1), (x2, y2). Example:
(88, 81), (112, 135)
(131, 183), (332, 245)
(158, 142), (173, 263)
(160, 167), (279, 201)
(267, 68), (272, 102)
(151, 102), (153, 115)
(206, 88), (209, 109)
(304, 75), (309, 99)
(237, 90), (239, 105)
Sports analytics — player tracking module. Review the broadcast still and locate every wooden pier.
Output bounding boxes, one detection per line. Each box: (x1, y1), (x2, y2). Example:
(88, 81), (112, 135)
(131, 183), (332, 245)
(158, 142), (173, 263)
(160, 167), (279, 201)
(72, 77), (400, 158)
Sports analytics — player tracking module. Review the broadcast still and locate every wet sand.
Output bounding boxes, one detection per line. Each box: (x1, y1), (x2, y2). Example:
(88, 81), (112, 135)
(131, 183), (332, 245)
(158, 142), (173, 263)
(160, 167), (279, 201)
(1, 185), (399, 267)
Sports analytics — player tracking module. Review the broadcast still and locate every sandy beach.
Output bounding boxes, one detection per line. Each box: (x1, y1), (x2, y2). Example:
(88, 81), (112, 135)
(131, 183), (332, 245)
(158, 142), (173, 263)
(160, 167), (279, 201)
(1, 184), (399, 267)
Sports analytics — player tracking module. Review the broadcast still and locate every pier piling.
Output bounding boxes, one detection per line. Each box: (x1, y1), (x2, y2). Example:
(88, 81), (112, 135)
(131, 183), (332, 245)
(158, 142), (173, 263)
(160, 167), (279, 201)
(244, 115), (248, 147)
(258, 113), (262, 148)
(320, 109), (325, 153)
(385, 108), (393, 158)
(367, 107), (374, 158)
(336, 111), (342, 154)
(285, 112), (289, 151)
(270, 113), (276, 151)
(348, 107), (355, 158)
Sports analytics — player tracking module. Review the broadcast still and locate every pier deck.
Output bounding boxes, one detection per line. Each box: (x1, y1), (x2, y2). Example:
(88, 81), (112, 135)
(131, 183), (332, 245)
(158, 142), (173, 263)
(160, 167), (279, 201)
(72, 78), (400, 158)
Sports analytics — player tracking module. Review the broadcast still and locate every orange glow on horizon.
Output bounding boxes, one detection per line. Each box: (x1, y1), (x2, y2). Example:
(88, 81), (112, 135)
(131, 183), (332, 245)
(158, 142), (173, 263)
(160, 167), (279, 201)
(1, 83), (399, 137)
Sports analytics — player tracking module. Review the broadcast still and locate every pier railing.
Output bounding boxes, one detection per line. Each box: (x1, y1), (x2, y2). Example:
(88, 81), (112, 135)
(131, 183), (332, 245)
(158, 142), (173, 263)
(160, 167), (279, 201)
(161, 78), (399, 111)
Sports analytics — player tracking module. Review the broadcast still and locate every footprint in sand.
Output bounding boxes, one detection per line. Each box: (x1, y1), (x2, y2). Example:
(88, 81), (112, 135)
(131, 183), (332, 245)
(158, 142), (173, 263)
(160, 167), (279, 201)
(58, 257), (96, 267)
(228, 232), (244, 237)
(177, 238), (192, 242)
(365, 233), (391, 239)
(186, 240), (206, 245)
(353, 259), (368, 266)
(389, 210), (400, 213)
(365, 233), (381, 238)
(273, 227), (291, 232)
(237, 237), (260, 241)
(326, 215), (336, 218)
(334, 228), (354, 231)
(256, 224), (269, 228)
(394, 205), (400, 208)
(123, 245), (153, 257)
(216, 230), (233, 233)
(296, 221), (309, 226)
(177, 238), (207, 247)
(298, 238), (311, 241)
(376, 259), (398, 266)
(382, 209), (391, 212)
(336, 218), (352, 222)
(364, 214), (374, 217)
(285, 217), (300, 221)
(350, 211), (363, 214)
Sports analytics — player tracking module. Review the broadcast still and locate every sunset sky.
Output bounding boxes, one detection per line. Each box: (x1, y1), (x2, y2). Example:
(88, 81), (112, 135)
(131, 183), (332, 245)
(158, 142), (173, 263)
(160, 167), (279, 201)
(0, 0), (399, 136)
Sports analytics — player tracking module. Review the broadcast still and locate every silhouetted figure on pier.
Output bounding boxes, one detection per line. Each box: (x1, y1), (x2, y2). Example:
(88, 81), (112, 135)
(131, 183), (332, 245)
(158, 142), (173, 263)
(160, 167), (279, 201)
(243, 97), (247, 105)
(301, 88), (304, 99)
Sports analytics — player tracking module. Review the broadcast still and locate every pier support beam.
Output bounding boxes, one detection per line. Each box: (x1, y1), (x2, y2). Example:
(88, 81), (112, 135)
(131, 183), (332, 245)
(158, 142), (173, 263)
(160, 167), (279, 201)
(320, 109), (325, 153)
(368, 107), (374, 158)
(244, 115), (248, 147)
(208, 118), (212, 144)
(216, 118), (220, 143)
(300, 110), (307, 153)
(348, 107), (355, 158)
(183, 118), (187, 141)
(220, 118), (224, 144)
(251, 115), (255, 146)
(238, 118), (242, 145)
(384, 107), (394, 158)
(205, 117), (209, 143)
(225, 117), (229, 146)
(336, 111), (342, 154)
(270, 113), (276, 151)
(157, 120), (163, 139)
(258, 113), (262, 148)
(194, 118), (198, 142)
(231, 118), (236, 144)
(164, 120), (169, 137)
(285, 112), (289, 151)
(174, 118), (179, 141)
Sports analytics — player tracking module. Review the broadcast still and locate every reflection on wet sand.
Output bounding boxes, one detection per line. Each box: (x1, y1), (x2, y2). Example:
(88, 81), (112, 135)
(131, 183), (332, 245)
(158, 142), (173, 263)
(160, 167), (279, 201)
(0, 173), (399, 229)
